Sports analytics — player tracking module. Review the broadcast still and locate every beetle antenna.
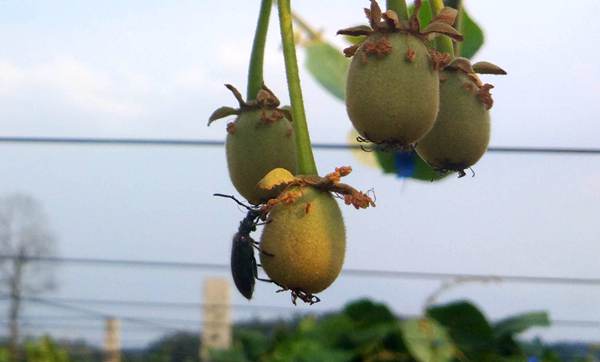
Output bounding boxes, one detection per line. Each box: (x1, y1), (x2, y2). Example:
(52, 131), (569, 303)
(213, 193), (254, 211)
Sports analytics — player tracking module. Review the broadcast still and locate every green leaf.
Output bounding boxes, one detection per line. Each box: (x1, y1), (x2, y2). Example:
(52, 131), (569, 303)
(304, 40), (349, 101)
(400, 318), (455, 362)
(374, 151), (397, 174)
(493, 312), (550, 338)
(412, 153), (448, 182)
(343, 299), (396, 327)
(458, 8), (484, 59)
(427, 301), (495, 359)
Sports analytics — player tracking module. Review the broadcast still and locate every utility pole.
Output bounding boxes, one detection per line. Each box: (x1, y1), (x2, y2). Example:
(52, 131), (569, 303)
(104, 318), (121, 362)
(200, 278), (231, 361)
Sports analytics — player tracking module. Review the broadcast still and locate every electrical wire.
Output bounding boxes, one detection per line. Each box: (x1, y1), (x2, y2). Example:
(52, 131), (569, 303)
(1, 136), (600, 154)
(0, 254), (598, 286)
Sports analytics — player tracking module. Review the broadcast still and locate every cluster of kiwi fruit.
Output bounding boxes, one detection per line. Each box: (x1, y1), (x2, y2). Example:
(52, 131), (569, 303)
(211, 0), (506, 304)
(340, 0), (506, 177)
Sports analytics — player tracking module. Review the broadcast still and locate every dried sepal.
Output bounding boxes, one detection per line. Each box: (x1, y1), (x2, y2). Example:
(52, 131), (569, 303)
(432, 7), (458, 26)
(226, 122), (237, 134)
(429, 49), (452, 71)
(478, 84), (495, 110)
(447, 57), (475, 74)
(225, 84), (247, 108)
(382, 10), (401, 30)
(208, 106), (239, 126)
(422, 21), (464, 41)
(259, 166), (375, 214)
(337, 0), (463, 59)
(343, 43), (362, 58)
(472, 61), (507, 75)
(256, 84), (281, 108)
(366, 0), (383, 30)
(280, 106), (293, 122)
(336, 25), (373, 37)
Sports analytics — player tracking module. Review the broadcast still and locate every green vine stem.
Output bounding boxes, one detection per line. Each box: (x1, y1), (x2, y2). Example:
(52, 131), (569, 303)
(386, 0), (409, 20)
(430, 0), (455, 56)
(247, 0), (273, 100)
(277, 0), (318, 176)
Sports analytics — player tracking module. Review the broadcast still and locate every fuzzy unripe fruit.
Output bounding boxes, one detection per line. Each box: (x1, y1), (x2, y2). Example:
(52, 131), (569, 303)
(260, 187), (345, 294)
(416, 70), (490, 173)
(346, 33), (439, 147)
(226, 109), (297, 205)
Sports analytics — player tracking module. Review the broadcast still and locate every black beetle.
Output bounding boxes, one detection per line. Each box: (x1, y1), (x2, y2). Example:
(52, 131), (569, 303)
(215, 194), (272, 299)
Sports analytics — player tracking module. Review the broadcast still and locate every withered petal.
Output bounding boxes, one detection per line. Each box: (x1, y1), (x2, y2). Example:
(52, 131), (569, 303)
(208, 106), (239, 126)
(447, 57), (475, 74)
(432, 7), (458, 26)
(473, 61), (507, 75)
(337, 25), (373, 36)
(422, 21), (464, 41)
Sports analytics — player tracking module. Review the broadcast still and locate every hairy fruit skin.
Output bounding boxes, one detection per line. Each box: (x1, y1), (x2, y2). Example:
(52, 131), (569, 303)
(416, 70), (490, 172)
(259, 187), (345, 294)
(226, 109), (297, 205)
(346, 33), (439, 146)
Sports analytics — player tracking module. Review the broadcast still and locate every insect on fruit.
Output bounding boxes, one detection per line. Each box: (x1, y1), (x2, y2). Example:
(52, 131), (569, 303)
(214, 193), (272, 300)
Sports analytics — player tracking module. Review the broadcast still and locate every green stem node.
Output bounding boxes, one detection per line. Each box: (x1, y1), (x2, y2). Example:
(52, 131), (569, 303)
(277, 0), (318, 176)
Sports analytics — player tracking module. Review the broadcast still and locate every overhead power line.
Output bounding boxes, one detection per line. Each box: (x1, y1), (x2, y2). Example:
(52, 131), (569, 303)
(0, 295), (306, 312)
(1, 136), (600, 155)
(17, 296), (183, 332)
(1, 254), (599, 286)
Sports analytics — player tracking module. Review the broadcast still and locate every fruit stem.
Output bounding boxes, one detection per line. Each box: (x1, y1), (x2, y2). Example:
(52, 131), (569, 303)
(453, 0), (464, 57)
(430, 0), (455, 57)
(386, 0), (409, 20)
(247, 0), (273, 100)
(277, 0), (318, 176)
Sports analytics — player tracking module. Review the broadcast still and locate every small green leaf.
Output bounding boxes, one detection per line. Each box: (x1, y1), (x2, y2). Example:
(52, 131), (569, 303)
(400, 318), (455, 362)
(304, 41), (349, 101)
(493, 312), (550, 338)
(208, 106), (238, 125)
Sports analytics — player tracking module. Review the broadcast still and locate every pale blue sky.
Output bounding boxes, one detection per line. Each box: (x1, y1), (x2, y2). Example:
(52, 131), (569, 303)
(1, 0), (599, 347)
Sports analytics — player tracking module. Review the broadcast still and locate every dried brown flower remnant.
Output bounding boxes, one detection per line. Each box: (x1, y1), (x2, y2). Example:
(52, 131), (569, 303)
(226, 122), (236, 134)
(258, 166), (375, 214)
(478, 84), (495, 110)
(260, 109), (285, 125)
(430, 49), (452, 71)
(406, 48), (416, 63)
(363, 37), (392, 58)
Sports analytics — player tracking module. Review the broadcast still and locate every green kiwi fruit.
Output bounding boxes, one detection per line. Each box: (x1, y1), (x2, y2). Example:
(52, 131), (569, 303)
(416, 58), (506, 176)
(346, 32), (439, 147)
(208, 85), (297, 204)
(260, 187), (345, 294)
